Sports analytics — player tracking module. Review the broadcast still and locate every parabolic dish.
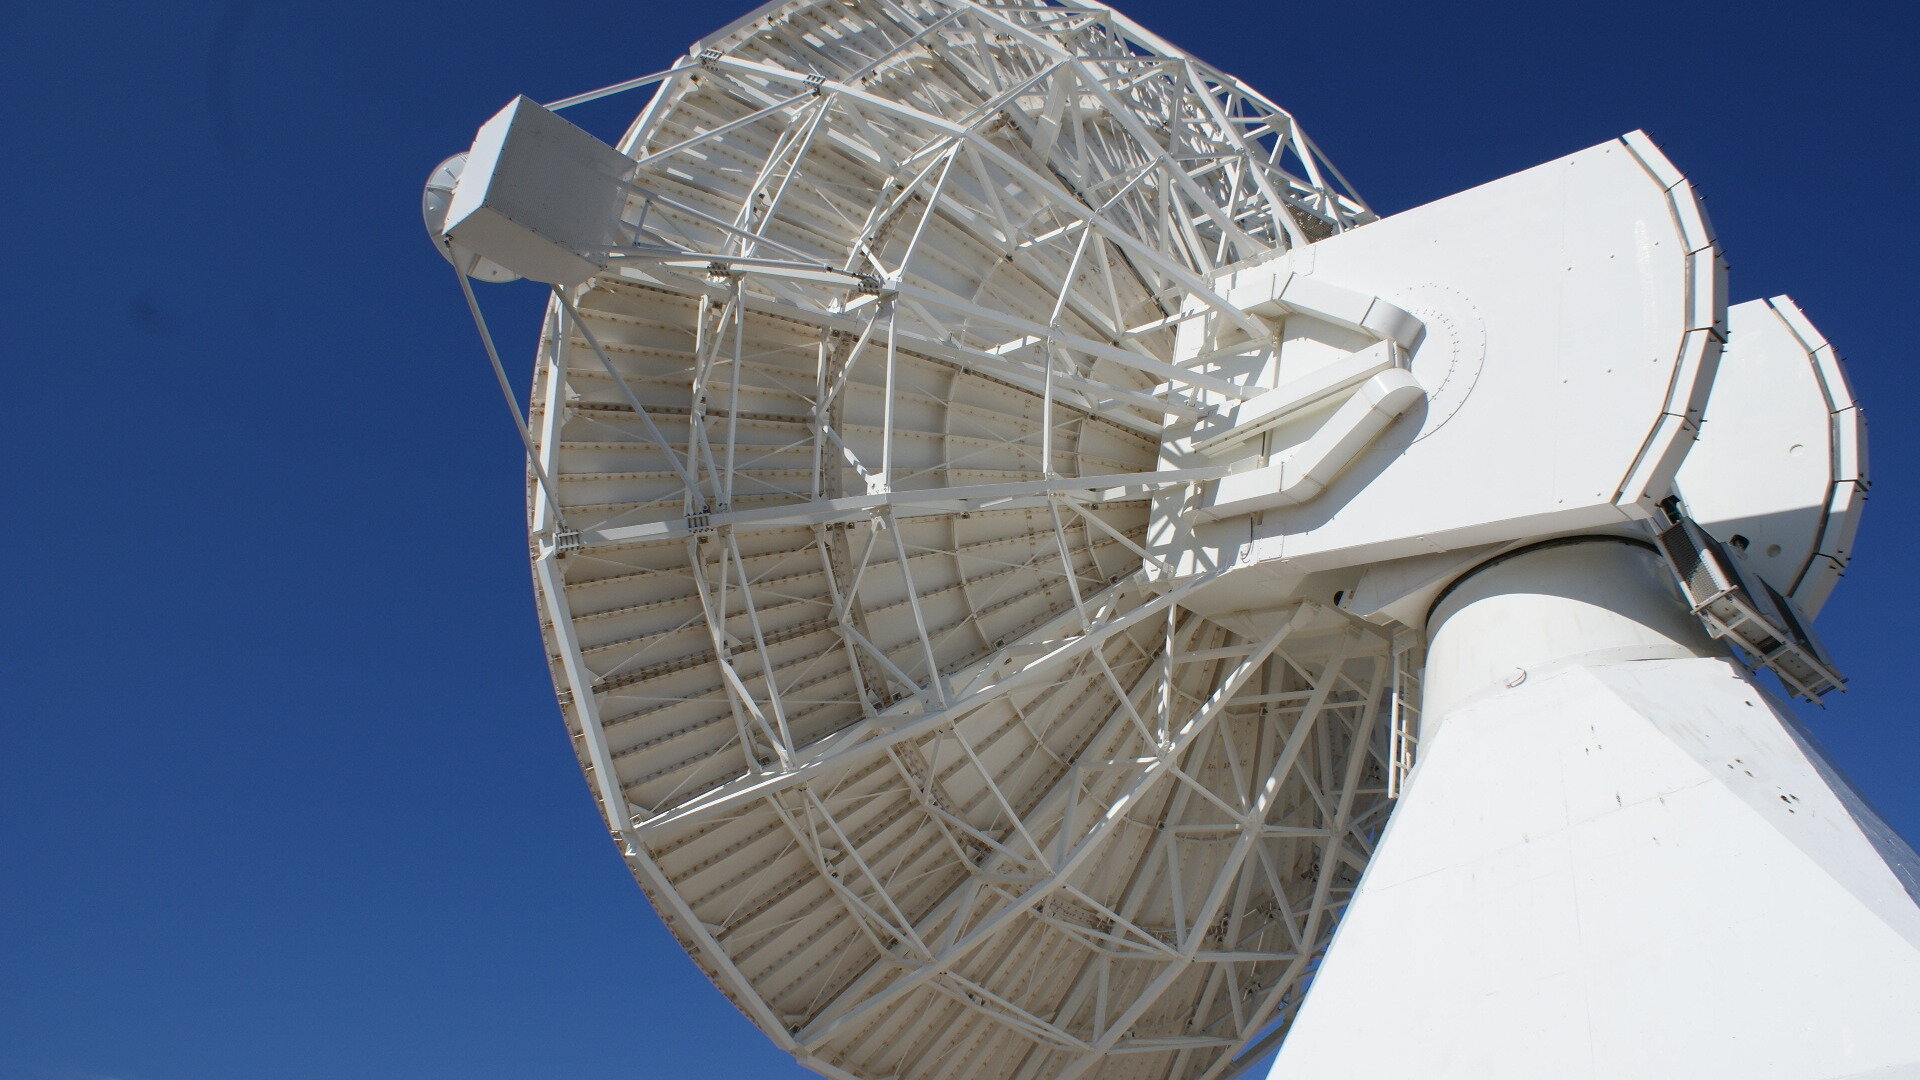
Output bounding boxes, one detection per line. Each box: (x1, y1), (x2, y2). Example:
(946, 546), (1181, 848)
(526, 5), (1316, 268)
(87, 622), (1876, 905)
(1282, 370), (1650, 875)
(519, 4), (1396, 1079)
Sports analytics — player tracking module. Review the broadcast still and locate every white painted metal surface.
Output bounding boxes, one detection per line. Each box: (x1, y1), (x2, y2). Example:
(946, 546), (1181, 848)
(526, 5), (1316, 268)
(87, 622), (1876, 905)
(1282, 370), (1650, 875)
(1678, 296), (1867, 613)
(443, 96), (637, 286)
(1269, 541), (1920, 1079)
(422, 153), (521, 282)
(1154, 133), (1724, 592)
(426, 2), (1897, 1077)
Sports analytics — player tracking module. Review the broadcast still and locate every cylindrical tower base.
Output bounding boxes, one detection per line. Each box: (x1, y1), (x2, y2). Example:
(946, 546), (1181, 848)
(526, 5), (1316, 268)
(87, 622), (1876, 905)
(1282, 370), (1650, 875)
(1423, 539), (1721, 721)
(1267, 539), (1920, 1080)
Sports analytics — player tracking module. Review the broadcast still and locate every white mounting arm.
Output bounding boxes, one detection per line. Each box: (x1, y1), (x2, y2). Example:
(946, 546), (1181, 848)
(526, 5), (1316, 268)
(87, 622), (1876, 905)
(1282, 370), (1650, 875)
(1157, 132), (1727, 590)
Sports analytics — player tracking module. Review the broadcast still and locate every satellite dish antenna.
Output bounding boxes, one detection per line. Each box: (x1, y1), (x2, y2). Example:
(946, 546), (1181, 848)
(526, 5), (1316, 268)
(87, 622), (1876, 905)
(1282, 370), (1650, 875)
(426, 3), (1920, 1078)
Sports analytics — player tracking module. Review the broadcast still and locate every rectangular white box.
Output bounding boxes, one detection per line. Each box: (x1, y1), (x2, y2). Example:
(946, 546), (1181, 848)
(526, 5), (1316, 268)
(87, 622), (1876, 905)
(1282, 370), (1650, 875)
(443, 96), (634, 286)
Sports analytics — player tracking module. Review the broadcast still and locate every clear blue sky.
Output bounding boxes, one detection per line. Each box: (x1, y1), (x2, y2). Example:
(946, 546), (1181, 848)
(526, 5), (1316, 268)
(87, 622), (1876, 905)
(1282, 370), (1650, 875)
(3, 3), (1915, 1080)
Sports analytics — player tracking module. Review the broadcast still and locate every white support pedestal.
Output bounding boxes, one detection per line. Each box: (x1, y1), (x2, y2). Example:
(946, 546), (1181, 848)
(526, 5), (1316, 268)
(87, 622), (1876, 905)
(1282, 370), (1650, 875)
(1268, 540), (1920, 1080)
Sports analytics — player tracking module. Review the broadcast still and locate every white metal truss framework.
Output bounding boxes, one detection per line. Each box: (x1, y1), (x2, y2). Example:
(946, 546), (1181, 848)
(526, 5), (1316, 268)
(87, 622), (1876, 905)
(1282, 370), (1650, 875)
(508, 4), (1391, 1080)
